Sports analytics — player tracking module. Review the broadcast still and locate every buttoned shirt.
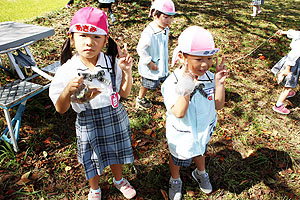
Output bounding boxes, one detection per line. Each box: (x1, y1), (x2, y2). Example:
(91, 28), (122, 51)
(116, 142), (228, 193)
(49, 52), (122, 113)
(137, 21), (169, 80)
(161, 68), (217, 159)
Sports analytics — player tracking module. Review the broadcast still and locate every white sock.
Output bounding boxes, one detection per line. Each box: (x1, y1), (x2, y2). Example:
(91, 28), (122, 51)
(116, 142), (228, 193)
(90, 187), (100, 193)
(276, 101), (284, 107)
(113, 177), (124, 185)
(170, 177), (181, 181)
(196, 169), (206, 175)
(252, 6), (257, 15)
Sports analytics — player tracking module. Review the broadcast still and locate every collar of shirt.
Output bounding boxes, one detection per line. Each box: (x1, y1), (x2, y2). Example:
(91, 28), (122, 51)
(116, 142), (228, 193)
(149, 21), (169, 35)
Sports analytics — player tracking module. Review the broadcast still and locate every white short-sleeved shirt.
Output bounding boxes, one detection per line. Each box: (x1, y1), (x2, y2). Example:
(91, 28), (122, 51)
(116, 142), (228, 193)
(285, 29), (300, 67)
(49, 52), (122, 113)
(161, 68), (217, 159)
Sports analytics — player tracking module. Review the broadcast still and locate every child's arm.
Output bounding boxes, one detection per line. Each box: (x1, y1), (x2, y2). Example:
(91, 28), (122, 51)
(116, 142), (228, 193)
(55, 76), (83, 114)
(171, 65), (195, 118)
(118, 44), (133, 98)
(214, 57), (228, 110)
(171, 95), (190, 118)
(137, 32), (158, 70)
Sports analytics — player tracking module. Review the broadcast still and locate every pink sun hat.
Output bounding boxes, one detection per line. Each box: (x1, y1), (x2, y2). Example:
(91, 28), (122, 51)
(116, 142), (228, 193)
(171, 26), (219, 67)
(69, 7), (109, 36)
(149, 0), (177, 17)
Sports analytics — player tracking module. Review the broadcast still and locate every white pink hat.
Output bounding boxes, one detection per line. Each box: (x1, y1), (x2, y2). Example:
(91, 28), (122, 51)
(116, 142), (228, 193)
(149, 0), (176, 17)
(172, 26), (219, 67)
(69, 7), (109, 36)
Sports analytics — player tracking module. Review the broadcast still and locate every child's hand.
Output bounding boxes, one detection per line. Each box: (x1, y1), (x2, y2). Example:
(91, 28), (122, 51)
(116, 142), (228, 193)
(148, 61), (158, 71)
(215, 56), (228, 85)
(276, 30), (287, 36)
(176, 62), (195, 96)
(118, 43), (132, 73)
(277, 68), (290, 83)
(65, 76), (84, 96)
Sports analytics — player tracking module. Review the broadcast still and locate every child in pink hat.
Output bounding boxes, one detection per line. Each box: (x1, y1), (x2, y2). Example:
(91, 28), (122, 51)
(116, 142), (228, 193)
(136, 0), (176, 109)
(49, 7), (136, 200)
(161, 26), (228, 199)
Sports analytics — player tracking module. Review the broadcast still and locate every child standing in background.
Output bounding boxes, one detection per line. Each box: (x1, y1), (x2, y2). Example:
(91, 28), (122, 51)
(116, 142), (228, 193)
(136, 0), (176, 109)
(271, 29), (300, 114)
(161, 26), (228, 200)
(251, 0), (264, 17)
(49, 7), (136, 200)
(98, 0), (117, 23)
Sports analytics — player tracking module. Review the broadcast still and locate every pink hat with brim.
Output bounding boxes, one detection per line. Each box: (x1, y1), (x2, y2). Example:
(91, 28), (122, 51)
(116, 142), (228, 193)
(172, 26), (219, 67)
(69, 7), (109, 36)
(149, 0), (176, 17)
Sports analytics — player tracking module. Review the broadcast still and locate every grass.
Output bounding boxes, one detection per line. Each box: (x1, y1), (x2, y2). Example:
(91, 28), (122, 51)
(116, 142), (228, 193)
(0, 0), (67, 22)
(0, 0), (300, 199)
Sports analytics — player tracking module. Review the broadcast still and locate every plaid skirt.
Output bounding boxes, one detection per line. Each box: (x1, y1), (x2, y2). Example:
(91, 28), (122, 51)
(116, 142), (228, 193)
(271, 56), (300, 88)
(75, 104), (134, 180)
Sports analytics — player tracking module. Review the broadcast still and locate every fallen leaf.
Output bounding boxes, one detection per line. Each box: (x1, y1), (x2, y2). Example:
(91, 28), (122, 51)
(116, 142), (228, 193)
(240, 180), (248, 185)
(65, 166), (72, 173)
(21, 171), (31, 179)
(144, 129), (152, 136)
(160, 189), (168, 200)
(16, 178), (31, 185)
(220, 156), (224, 162)
(186, 190), (195, 197)
(24, 184), (34, 193)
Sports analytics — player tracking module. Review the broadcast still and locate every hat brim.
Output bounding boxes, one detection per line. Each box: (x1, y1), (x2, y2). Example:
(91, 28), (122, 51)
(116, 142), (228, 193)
(185, 48), (220, 56)
(161, 11), (177, 15)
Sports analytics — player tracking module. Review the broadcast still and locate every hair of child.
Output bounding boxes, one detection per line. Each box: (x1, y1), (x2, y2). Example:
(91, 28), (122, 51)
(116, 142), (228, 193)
(60, 34), (73, 65)
(153, 10), (163, 17)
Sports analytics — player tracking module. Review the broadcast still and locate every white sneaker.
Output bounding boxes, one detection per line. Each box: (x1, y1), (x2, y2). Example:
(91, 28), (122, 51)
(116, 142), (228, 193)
(88, 190), (101, 200)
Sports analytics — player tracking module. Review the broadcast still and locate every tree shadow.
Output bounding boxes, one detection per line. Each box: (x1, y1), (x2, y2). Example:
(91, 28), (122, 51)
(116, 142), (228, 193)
(206, 144), (297, 197)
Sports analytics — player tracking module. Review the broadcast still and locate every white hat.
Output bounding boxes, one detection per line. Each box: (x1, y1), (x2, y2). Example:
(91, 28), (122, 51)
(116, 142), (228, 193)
(149, 0), (176, 17)
(172, 26), (219, 67)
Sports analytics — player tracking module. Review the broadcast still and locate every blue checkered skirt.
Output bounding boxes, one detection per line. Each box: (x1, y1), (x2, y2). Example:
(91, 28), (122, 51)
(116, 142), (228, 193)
(75, 104), (134, 180)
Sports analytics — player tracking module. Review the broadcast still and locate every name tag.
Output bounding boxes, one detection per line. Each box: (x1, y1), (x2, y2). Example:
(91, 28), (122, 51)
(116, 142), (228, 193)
(111, 92), (119, 108)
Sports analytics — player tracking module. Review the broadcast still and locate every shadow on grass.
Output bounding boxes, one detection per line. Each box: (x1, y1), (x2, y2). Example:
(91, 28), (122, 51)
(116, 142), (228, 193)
(207, 144), (297, 197)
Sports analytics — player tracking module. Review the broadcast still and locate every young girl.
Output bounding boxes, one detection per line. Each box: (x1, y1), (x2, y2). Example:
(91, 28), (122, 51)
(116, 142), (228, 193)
(49, 7), (136, 200)
(271, 29), (300, 114)
(161, 26), (228, 199)
(136, 0), (176, 109)
(251, 0), (264, 17)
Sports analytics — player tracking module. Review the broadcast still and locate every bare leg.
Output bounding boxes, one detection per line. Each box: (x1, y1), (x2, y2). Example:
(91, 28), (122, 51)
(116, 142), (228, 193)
(193, 155), (205, 171)
(278, 87), (292, 103)
(110, 164), (123, 181)
(88, 175), (100, 190)
(169, 156), (180, 179)
(138, 86), (149, 99)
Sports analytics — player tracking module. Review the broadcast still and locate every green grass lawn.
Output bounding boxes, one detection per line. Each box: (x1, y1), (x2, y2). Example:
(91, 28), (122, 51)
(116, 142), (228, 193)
(0, 0), (67, 22)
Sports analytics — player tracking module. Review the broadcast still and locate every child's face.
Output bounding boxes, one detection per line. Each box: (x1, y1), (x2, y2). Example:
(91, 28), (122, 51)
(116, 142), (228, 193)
(183, 54), (213, 76)
(154, 13), (173, 29)
(73, 32), (107, 63)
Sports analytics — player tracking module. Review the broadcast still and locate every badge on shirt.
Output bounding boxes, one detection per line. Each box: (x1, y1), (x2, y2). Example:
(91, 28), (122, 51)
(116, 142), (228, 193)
(111, 92), (119, 108)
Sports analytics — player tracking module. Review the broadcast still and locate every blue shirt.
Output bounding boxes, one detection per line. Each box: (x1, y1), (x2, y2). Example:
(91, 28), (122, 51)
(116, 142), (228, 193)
(161, 68), (217, 159)
(137, 21), (169, 80)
